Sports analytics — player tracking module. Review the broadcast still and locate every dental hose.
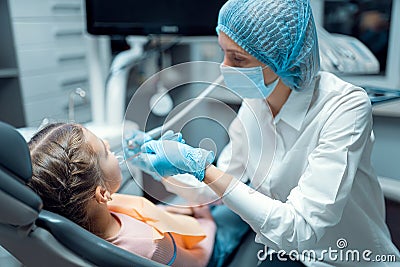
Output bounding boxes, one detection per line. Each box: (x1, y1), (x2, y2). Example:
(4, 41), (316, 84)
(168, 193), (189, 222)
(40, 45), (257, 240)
(146, 75), (224, 139)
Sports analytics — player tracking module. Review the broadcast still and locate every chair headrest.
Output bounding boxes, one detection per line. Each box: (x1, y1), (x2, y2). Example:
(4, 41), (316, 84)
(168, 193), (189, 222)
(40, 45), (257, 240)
(0, 121), (32, 182)
(0, 121), (42, 224)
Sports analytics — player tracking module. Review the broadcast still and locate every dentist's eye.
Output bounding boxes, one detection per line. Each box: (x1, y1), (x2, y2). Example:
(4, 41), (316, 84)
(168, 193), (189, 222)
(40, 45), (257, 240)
(231, 54), (247, 64)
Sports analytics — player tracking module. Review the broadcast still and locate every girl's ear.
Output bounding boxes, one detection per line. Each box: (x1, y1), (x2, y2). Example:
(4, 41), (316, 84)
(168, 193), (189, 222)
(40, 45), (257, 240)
(95, 186), (112, 204)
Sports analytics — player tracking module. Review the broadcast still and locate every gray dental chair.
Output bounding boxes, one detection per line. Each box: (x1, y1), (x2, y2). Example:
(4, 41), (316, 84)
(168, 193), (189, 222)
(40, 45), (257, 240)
(0, 121), (165, 267)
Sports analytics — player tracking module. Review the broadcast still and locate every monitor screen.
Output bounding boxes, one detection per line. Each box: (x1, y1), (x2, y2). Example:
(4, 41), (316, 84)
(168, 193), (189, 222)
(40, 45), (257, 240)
(85, 0), (228, 36)
(323, 0), (392, 75)
(312, 0), (400, 89)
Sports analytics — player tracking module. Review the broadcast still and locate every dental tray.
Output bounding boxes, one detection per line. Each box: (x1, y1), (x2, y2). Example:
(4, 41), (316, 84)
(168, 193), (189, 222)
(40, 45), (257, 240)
(363, 86), (400, 105)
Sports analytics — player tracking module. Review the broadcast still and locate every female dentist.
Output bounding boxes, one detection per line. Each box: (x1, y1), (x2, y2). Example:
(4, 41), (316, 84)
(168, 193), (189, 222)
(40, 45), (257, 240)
(131, 0), (400, 266)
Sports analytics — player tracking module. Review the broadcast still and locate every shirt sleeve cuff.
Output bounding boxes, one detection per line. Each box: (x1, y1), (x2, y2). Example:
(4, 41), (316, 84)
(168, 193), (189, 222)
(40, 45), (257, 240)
(222, 180), (275, 233)
(161, 174), (220, 205)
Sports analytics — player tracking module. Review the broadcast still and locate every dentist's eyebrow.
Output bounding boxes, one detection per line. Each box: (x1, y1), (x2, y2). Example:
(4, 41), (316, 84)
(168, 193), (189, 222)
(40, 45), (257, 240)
(218, 43), (247, 55)
(222, 47), (247, 55)
(226, 49), (247, 55)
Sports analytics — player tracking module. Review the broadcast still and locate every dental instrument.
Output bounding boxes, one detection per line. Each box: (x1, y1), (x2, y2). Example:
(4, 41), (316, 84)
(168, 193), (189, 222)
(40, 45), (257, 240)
(121, 132), (183, 165)
(114, 150), (142, 166)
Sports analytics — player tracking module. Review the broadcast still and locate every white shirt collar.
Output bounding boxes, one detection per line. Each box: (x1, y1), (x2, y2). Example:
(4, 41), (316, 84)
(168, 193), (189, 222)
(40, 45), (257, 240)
(274, 80), (316, 131)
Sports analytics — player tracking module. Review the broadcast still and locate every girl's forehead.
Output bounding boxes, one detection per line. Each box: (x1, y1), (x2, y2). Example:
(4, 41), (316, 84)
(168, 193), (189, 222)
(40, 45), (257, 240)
(82, 128), (101, 153)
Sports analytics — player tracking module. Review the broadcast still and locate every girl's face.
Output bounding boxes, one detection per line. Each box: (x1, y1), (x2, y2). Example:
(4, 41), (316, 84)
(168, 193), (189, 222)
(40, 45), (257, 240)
(83, 128), (122, 194)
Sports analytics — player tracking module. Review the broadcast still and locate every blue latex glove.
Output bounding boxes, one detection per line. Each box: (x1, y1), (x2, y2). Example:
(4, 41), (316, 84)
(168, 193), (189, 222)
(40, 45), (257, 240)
(125, 130), (185, 180)
(135, 140), (215, 181)
(125, 130), (153, 154)
(125, 129), (184, 153)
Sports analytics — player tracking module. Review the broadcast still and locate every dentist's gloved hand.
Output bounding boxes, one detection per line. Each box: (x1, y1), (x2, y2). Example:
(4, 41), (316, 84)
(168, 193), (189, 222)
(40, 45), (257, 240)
(136, 140), (215, 182)
(125, 130), (184, 154)
(125, 130), (152, 154)
(125, 130), (185, 180)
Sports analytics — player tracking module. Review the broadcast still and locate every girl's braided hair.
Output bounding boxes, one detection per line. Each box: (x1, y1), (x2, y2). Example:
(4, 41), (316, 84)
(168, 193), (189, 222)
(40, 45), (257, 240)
(27, 123), (106, 232)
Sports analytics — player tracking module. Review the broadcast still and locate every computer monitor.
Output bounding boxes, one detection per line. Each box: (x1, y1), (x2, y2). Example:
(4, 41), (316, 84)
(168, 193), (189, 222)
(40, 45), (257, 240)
(311, 0), (400, 89)
(85, 0), (227, 37)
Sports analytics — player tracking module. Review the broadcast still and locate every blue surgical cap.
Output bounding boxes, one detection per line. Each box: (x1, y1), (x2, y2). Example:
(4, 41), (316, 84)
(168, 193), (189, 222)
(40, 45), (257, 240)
(217, 0), (320, 91)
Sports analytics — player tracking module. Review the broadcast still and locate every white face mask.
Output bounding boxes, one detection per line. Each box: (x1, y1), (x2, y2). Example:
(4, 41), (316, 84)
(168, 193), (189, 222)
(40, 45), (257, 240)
(220, 64), (279, 99)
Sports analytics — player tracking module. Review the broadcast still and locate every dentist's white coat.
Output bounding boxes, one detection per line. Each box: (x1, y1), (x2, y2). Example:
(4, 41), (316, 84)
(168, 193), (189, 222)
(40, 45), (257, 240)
(162, 71), (400, 266)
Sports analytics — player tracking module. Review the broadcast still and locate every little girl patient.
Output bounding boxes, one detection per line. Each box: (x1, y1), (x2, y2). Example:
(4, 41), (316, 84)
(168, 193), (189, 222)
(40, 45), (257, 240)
(27, 123), (216, 267)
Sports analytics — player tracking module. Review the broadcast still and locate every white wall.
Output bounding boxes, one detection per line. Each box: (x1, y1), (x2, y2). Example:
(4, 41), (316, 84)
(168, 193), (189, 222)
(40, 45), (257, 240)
(371, 114), (400, 180)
